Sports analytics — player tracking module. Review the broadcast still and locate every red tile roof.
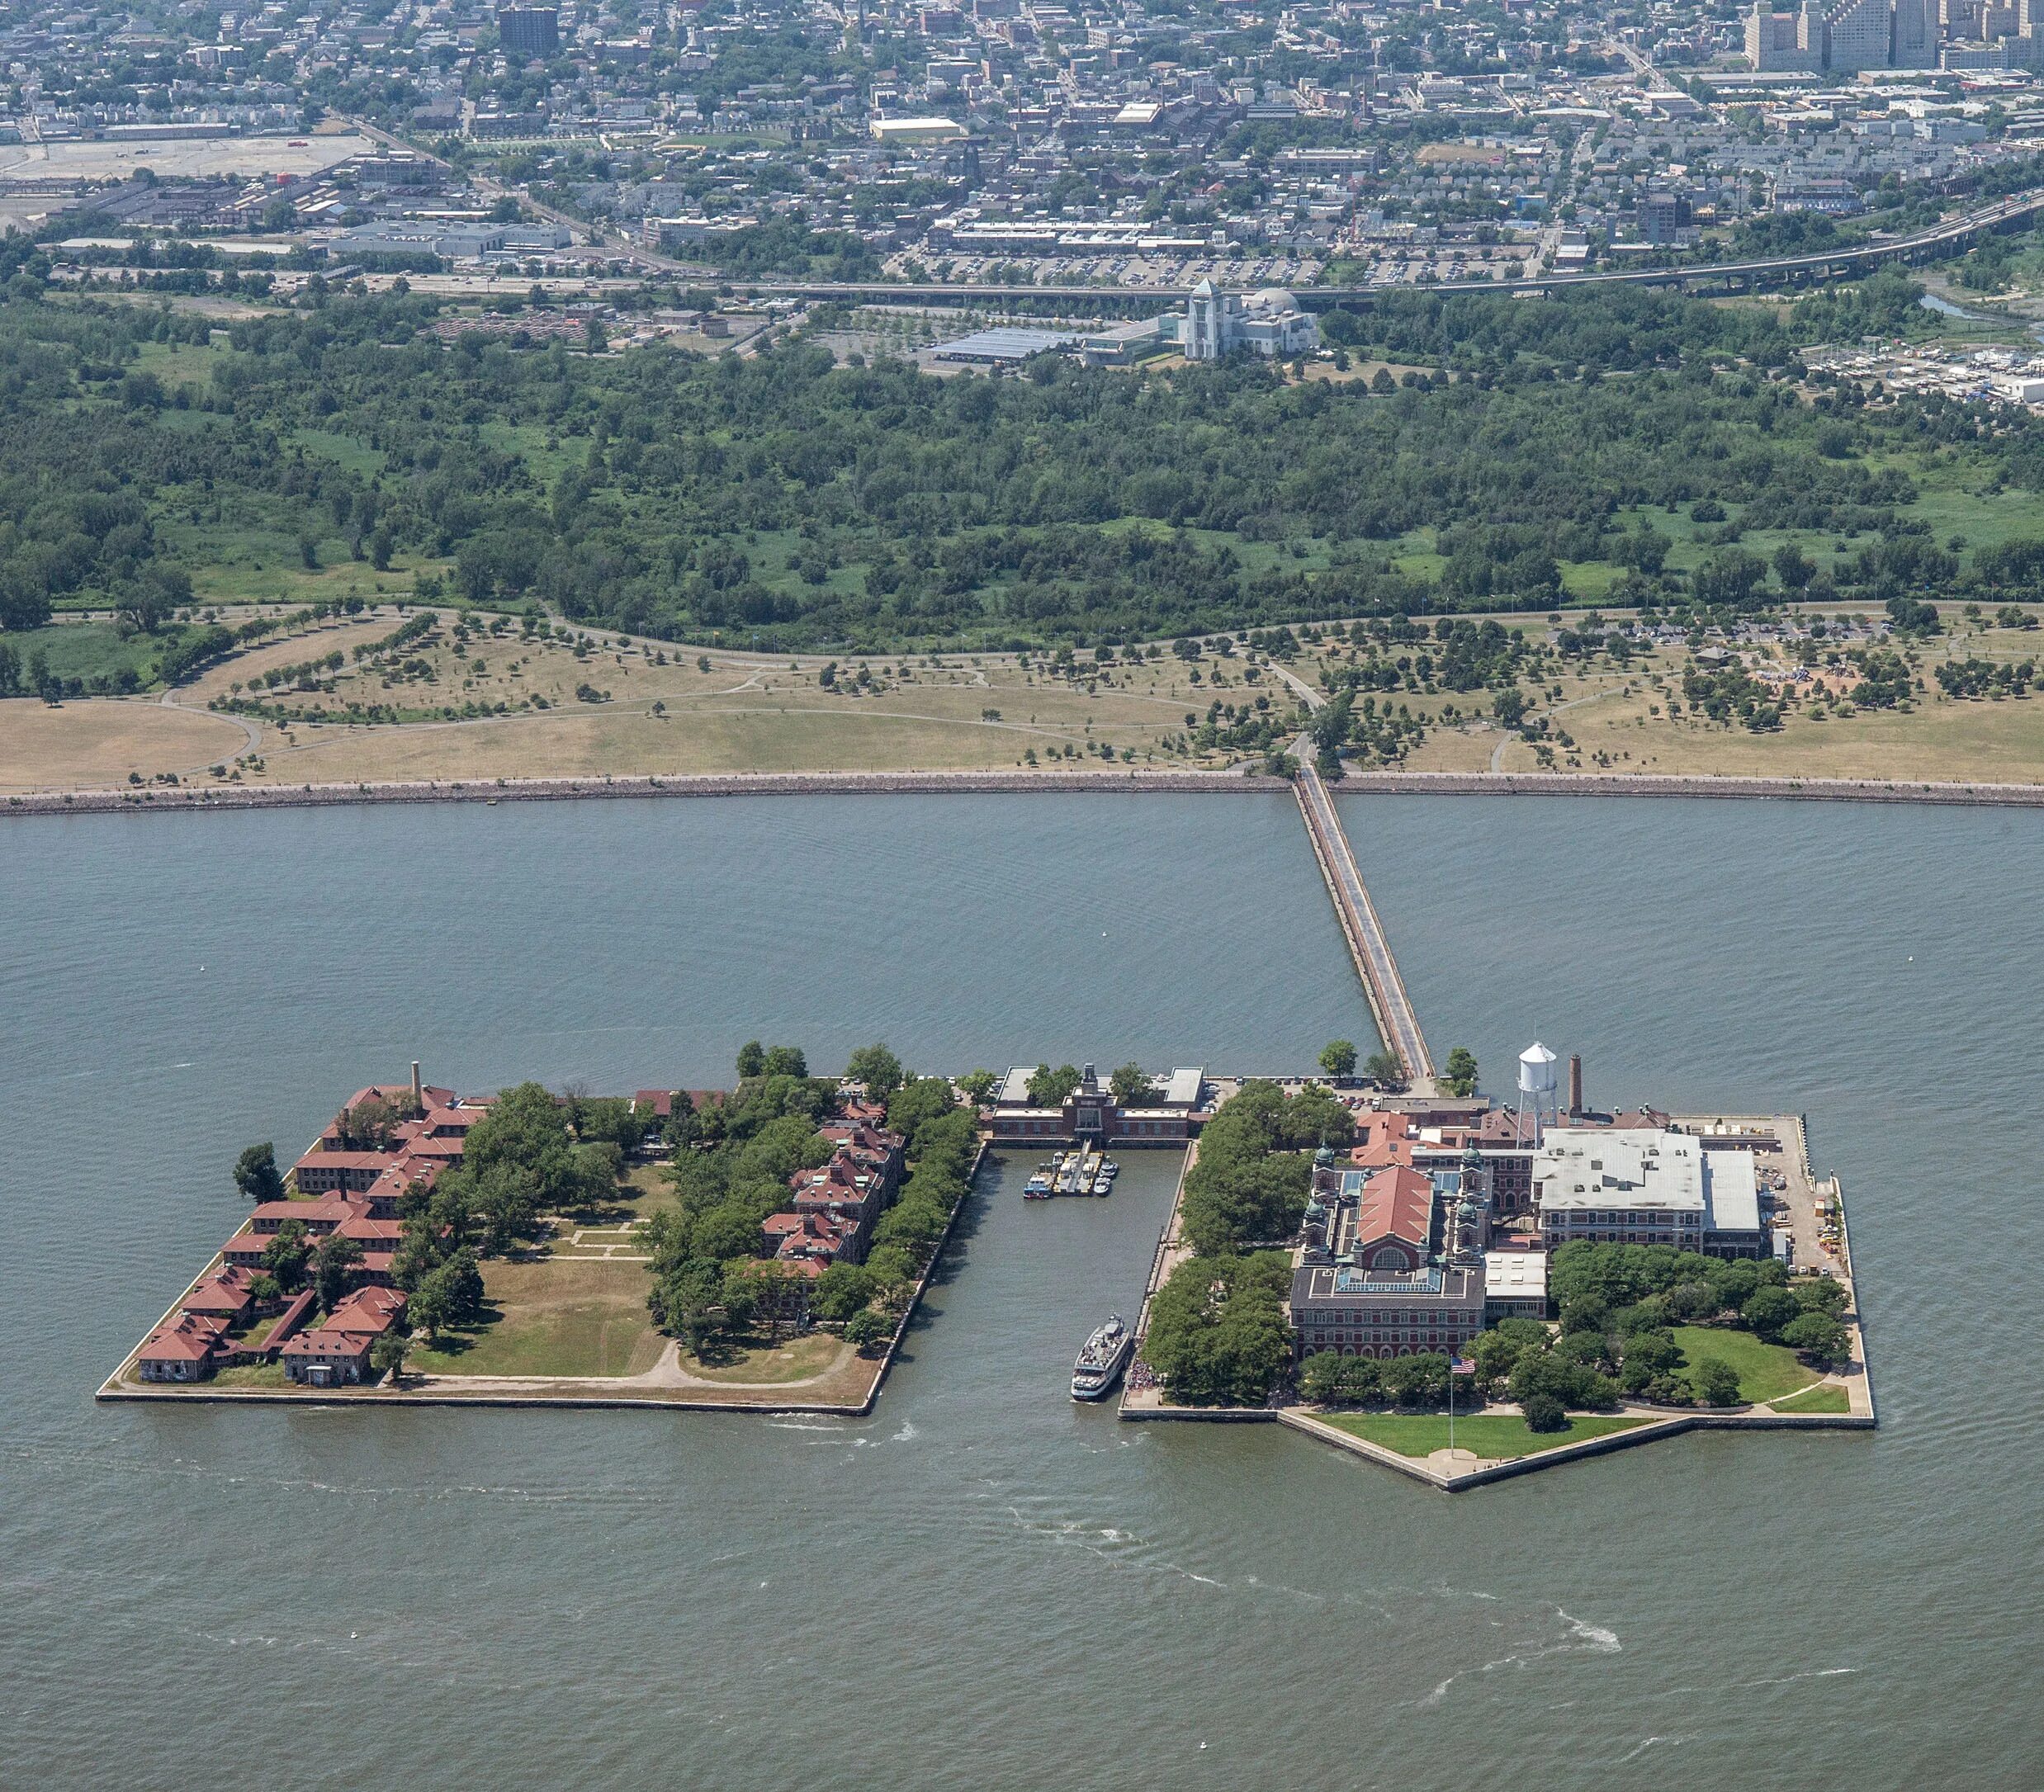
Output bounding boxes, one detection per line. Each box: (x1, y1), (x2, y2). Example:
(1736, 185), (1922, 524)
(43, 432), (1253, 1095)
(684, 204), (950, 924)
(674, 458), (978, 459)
(1355, 1165), (1434, 1250)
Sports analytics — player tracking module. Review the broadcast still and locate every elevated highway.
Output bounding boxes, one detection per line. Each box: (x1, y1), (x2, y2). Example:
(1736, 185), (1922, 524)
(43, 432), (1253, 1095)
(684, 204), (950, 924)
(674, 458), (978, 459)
(740, 187), (2044, 311)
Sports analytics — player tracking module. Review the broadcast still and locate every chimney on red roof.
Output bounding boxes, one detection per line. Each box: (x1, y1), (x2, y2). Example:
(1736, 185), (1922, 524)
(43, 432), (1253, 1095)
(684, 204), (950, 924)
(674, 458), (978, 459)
(411, 1061), (423, 1109)
(1567, 1053), (1583, 1118)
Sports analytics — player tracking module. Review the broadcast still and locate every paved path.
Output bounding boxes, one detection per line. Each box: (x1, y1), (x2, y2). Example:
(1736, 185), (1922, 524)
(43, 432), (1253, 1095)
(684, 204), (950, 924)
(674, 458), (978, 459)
(1294, 759), (1436, 1088)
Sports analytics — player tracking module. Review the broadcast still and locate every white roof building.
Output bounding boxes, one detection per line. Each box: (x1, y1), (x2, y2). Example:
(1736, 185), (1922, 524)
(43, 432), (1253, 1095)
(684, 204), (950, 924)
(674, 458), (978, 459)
(1535, 1128), (1705, 1218)
(1535, 1127), (1764, 1254)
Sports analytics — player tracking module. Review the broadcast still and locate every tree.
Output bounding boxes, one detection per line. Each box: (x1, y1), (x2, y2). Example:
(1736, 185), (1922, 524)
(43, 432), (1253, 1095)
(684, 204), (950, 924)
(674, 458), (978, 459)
(1299, 1350), (1346, 1405)
(845, 1043), (904, 1097)
(314, 1232), (364, 1312)
(1365, 1048), (1406, 1088)
(1792, 1276), (1848, 1317)
(1109, 1061), (1158, 1106)
(762, 1045), (808, 1078)
(1138, 1251), (1294, 1405)
(1780, 1312), (1848, 1367)
(1318, 1039), (1357, 1079)
(1025, 1062), (1082, 1108)
(717, 1260), (762, 1333)
(844, 1307), (892, 1352)
(651, 1257), (725, 1355)
(233, 1142), (284, 1204)
(1384, 1352), (1450, 1409)
(1742, 1284), (1800, 1342)
(1773, 541), (1814, 591)
(370, 1333), (409, 1382)
(885, 1076), (958, 1148)
(1442, 1047), (1478, 1098)
(414, 1246), (484, 1333)
(261, 1219), (311, 1291)
(736, 1039), (765, 1079)
(958, 1069), (998, 1105)
(1522, 1392), (1568, 1432)
(812, 1260), (877, 1322)
(1690, 1355), (1744, 1407)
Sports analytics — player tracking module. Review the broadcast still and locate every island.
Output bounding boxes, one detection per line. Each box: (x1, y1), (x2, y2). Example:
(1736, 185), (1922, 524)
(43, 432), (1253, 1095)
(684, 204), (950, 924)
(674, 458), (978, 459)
(1109, 1056), (1873, 1489)
(100, 1043), (983, 1412)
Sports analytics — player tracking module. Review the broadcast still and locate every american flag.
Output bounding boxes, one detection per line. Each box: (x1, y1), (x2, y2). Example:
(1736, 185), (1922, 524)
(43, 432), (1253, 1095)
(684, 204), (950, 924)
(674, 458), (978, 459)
(1450, 1356), (1477, 1375)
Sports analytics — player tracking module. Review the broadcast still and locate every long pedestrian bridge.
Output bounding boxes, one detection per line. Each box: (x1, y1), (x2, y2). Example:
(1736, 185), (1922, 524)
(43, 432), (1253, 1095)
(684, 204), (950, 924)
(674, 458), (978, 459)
(1293, 760), (1436, 1091)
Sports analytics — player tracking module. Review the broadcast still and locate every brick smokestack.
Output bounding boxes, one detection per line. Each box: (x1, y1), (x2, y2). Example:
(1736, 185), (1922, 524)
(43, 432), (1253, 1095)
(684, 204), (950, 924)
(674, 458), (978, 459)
(411, 1061), (423, 1109)
(1568, 1053), (1583, 1118)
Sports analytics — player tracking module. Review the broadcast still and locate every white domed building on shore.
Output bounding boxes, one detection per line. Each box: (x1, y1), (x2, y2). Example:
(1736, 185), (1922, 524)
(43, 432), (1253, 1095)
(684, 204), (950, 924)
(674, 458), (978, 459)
(1182, 280), (1320, 361)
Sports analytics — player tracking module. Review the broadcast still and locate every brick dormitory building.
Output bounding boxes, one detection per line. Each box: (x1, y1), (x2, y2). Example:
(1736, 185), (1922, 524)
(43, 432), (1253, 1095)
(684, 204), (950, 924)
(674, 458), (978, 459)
(136, 1071), (478, 1385)
(135, 1072), (911, 1384)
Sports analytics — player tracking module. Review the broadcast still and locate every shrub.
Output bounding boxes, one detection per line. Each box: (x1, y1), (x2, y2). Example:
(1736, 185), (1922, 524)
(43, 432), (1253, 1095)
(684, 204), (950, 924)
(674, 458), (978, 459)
(1522, 1392), (1567, 1432)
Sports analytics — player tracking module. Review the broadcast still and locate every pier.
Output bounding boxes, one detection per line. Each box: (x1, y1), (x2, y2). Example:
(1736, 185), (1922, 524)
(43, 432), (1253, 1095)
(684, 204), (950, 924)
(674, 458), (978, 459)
(1294, 760), (1436, 1089)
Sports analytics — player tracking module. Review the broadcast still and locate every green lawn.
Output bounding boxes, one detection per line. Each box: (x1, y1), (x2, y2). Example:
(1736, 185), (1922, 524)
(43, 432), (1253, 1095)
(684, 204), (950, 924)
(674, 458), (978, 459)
(405, 1256), (665, 1378)
(1771, 1382), (1850, 1415)
(1314, 1411), (1649, 1460)
(682, 1330), (849, 1384)
(1672, 1326), (1819, 1403)
(615, 1163), (680, 1220)
(7, 622), (168, 686)
(210, 1361), (294, 1389)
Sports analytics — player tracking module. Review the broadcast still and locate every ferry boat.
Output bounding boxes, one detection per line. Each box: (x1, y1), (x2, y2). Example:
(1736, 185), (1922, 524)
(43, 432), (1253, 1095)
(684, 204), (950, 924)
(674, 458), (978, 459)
(1024, 1171), (1053, 1199)
(1071, 1315), (1135, 1401)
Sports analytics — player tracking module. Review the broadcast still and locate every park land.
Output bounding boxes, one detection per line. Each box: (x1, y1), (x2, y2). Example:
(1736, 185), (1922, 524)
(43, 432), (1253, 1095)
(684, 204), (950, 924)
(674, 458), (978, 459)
(108, 1049), (978, 1409)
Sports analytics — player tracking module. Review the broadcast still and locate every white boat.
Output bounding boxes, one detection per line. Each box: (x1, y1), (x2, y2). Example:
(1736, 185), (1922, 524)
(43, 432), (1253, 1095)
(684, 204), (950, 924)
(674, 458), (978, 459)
(1091, 1172), (1113, 1195)
(1072, 1315), (1134, 1401)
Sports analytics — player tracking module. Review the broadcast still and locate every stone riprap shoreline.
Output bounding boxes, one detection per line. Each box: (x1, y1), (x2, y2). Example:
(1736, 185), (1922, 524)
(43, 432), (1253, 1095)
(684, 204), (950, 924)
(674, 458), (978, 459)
(10, 765), (2044, 818)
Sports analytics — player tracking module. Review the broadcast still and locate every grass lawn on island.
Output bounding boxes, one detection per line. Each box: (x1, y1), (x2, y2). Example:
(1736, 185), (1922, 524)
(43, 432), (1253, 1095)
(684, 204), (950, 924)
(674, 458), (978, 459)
(405, 1256), (665, 1378)
(682, 1330), (852, 1384)
(1771, 1382), (1851, 1415)
(616, 1163), (681, 1221)
(1672, 1326), (1820, 1404)
(1315, 1411), (1650, 1460)
(209, 1361), (295, 1389)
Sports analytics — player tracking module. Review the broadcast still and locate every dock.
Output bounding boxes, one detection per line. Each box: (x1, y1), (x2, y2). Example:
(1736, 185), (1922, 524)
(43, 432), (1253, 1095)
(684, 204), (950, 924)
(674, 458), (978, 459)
(1294, 760), (1436, 1089)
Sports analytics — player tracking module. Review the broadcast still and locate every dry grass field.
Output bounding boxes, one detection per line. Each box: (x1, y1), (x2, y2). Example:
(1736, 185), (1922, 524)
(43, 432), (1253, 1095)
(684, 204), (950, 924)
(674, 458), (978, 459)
(1300, 609), (2044, 786)
(2, 608), (1268, 792)
(9, 603), (2044, 793)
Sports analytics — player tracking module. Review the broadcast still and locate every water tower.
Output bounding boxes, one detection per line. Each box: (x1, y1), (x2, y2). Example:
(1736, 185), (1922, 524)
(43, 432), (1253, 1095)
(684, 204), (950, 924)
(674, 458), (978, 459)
(1514, 1042), (1560, 1144)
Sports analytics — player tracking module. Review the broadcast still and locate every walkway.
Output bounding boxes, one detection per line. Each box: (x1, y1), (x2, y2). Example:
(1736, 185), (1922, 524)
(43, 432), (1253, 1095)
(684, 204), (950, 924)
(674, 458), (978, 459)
(1269, 658), (1432, 1087)
(1294, 760), (1436, 1090)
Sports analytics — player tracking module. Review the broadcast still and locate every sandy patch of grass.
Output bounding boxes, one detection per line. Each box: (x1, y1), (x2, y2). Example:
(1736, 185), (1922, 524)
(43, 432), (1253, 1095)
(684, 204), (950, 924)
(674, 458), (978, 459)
(0, 696), (249, 793)
(683, 1330), (852, 1384)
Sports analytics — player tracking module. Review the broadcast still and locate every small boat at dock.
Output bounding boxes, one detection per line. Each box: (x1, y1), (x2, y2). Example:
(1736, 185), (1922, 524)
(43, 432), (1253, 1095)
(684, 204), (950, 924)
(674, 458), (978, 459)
(1024, 1171), (1053, 1199)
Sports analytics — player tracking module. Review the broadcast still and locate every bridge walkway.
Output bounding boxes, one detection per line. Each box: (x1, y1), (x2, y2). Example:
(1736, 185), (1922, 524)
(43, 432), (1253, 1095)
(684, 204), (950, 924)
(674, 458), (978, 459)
(1293, 759), (1436, 1091)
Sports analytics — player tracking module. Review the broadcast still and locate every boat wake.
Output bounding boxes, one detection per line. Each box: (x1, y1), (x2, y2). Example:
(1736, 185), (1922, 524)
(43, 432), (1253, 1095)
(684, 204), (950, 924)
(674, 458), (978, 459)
(1419, 1605), (1621, 1709)
(1616, 1734), (1693, 1763)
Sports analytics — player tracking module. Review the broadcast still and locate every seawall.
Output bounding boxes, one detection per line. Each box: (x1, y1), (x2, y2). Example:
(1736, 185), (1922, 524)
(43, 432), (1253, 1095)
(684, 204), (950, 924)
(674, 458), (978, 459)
(14, 764), (2044, 820)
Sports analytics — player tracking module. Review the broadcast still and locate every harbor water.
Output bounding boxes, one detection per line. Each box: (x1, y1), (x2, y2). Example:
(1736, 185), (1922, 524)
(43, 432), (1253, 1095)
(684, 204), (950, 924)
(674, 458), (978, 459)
(2, 792), (2039, 1789)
